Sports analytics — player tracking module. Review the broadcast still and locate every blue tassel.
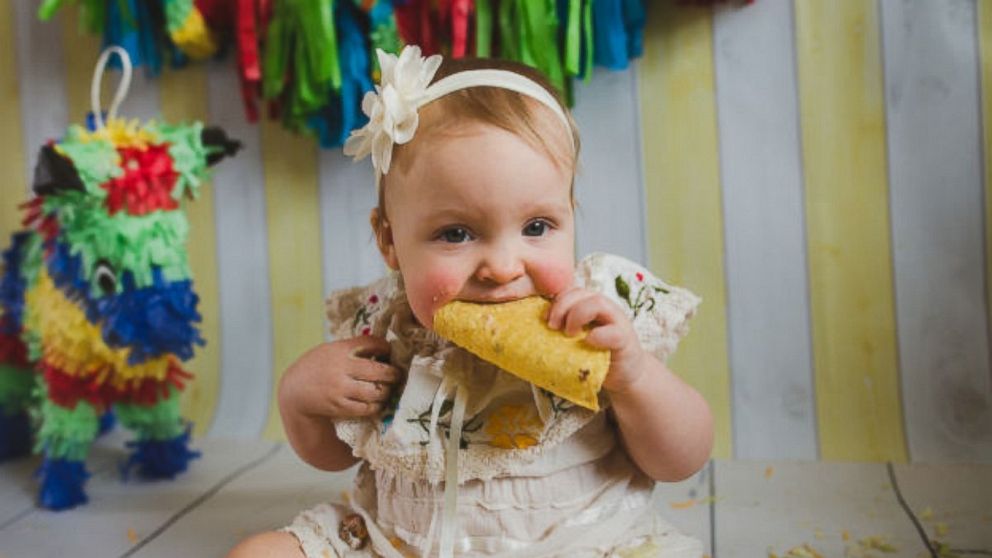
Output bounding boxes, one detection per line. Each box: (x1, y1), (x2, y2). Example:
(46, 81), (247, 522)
(593, 0), (631, 70)
(0, 410), (32, 461)
(98, 411), (116, 436)
(36, 458), (91, 510)
(122, 427), (200, 480)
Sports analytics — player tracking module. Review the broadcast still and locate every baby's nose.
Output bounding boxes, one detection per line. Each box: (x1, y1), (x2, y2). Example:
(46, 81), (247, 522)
(476, 248), (525, 284)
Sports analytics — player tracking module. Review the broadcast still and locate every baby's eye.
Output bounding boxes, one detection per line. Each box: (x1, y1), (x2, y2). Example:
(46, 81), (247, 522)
(438, 227), (473, 243)
(522, 219), (552, 237)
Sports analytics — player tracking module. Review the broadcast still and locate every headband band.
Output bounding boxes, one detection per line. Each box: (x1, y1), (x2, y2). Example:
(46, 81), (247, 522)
(343, 46), (573, 185)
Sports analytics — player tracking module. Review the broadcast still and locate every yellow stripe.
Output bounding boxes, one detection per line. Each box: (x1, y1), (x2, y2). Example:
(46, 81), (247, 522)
(61, 8), (102, 125)
(795, 1), (906, 462)
(640, 1), (732, 458)
(981, 0), (992, 362)
(0, 0), (27, 240)
(260, 120), (325, 440)
(160, 65), (220, 437)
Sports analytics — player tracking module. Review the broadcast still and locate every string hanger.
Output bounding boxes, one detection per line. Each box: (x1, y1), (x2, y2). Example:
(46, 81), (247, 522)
(90, 45), (133, 130)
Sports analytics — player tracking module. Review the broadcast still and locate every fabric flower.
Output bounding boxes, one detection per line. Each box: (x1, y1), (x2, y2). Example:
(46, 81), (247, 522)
(343, 46), (442, 175)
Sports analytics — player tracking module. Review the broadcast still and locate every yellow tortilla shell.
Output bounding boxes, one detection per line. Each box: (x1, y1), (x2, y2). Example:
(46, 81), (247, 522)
(433, 297), (610, 411)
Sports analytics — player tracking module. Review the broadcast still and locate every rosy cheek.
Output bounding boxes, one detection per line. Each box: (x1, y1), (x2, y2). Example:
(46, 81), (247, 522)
(531, 262), (574, 297)
(408, 271), (462, 328)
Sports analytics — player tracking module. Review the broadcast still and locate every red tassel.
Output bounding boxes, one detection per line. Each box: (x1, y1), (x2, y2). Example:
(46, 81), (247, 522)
(450, 0), (473, 58)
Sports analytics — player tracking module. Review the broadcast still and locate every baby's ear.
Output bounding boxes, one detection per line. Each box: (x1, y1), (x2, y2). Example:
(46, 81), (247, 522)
(370, 208), (399, 270)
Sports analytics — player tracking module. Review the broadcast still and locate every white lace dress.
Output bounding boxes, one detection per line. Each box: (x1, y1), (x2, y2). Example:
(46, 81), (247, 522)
(282, 253), (704, 558)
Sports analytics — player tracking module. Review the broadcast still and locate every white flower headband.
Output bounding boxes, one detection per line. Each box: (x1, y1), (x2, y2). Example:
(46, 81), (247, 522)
(343, 45), (574, 185)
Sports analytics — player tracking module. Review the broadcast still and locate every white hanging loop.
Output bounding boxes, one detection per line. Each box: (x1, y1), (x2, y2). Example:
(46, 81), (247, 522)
(90, 46), (133, 130)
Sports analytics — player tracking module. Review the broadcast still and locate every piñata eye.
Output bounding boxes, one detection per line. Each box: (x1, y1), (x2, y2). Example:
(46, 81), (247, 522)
(93, 260), (117, 295)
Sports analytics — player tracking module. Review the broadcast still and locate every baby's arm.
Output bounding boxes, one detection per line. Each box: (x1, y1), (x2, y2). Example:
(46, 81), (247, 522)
(278, 337), (401, 471)
(548, 288), (713, 482)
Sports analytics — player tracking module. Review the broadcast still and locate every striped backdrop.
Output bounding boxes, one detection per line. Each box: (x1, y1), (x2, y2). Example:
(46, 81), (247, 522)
(1, 0), (989, 463)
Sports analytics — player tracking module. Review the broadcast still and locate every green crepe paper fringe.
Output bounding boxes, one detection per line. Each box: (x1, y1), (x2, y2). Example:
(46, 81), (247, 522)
(150, 121), (210, 202)
(56, 127), (122, 200)
(113, 386), (184, 441)
(163, 0), (194, 32)
(32, 380), (99, 461)
(38, 0), (106, 33)
(24, 329), (43, 363)
(263, 0), (342, 132)
(0, 365), (37, 412)
(44, 191), (192, 293)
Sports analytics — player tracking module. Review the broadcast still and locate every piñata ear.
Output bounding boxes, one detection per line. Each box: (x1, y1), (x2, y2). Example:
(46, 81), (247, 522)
(200, 127), (241, 167)
(32, 144), (85, 196)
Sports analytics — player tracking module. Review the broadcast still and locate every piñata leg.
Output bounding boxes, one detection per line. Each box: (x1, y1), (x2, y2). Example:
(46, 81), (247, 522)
(116, 385), (199, 479)
(34, 386), (100, 510)
(0, 363), (35, 460)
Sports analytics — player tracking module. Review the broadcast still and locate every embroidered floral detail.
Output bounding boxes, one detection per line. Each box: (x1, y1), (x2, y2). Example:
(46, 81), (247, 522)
(540, 387), (575, 419)
(351, 293), (381, 336)
(615, 274), (669, 319)
(406, 398), (483, 449)
(485, 405), (542, 450)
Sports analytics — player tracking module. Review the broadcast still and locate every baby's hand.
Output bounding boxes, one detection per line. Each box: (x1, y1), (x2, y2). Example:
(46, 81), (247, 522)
(546, 287), (648, 394)
(280, 337), (402, 421)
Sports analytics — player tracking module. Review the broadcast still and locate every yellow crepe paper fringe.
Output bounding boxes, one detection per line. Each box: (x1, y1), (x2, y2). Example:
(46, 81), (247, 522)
(25, 269), (172, 387)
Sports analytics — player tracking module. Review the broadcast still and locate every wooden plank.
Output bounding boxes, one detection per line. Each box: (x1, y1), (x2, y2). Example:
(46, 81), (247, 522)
(204, 60), (273, 439)
(12, 1), (68, 190)
(639, 0), (733, 459)
(160, 65), (222, 438)
(132, 443), (348, 557)
(0, 429), (133, 529)
(712, 0), (817, 460)
(0, 0), (27, 240)
(654, 462), (714, 556)
(713, 461), (921, 557)
(571, 66), (648, 265)
(259, 121), (325, 440)
(981, 0), (992, 451)
(881, 0), (992, 463)
(794, 0), (907, 462)
(0, 437), (274, 558)
(318, 148), (386, 305)
(888, 462), (992, 552)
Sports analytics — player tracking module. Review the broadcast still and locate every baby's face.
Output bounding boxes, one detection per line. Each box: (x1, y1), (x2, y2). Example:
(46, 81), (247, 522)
(382, 124), (575, 329)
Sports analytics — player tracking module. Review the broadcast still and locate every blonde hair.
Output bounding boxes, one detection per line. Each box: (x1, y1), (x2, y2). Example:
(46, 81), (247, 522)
(375, 57), (580, 224)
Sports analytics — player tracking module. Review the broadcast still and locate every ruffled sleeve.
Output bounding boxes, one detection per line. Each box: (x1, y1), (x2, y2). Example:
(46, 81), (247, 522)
(325, 272), (404, 340)
(575, 253), (701, 362)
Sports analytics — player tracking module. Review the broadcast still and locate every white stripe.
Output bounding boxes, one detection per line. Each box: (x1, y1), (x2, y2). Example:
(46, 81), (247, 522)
(881, 0), (992, 462)
(318, 147), (386, 324)
(713, 0), (817, 459)
(205, 59), (273, 438)
(572, 67), (648, 265)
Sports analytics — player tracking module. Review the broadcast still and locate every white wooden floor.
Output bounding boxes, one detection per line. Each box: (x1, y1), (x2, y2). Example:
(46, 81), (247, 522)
(0, 433), (989, 558)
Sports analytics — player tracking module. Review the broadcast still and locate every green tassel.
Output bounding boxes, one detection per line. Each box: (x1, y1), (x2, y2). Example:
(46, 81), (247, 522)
(114, 387), (184, 441)
(33, 382), (100, 461)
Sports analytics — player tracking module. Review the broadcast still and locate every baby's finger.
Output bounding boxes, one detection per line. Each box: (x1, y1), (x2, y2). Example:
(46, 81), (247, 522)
(562, 296), (617, 337)
(346, 335), (391, 359)
(347, 378), (393, 403)
(547, 288), (596, 330)
(584, 323), (627, 351)
(340, 398), (383, 418)
(350, 360), (402, 384)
